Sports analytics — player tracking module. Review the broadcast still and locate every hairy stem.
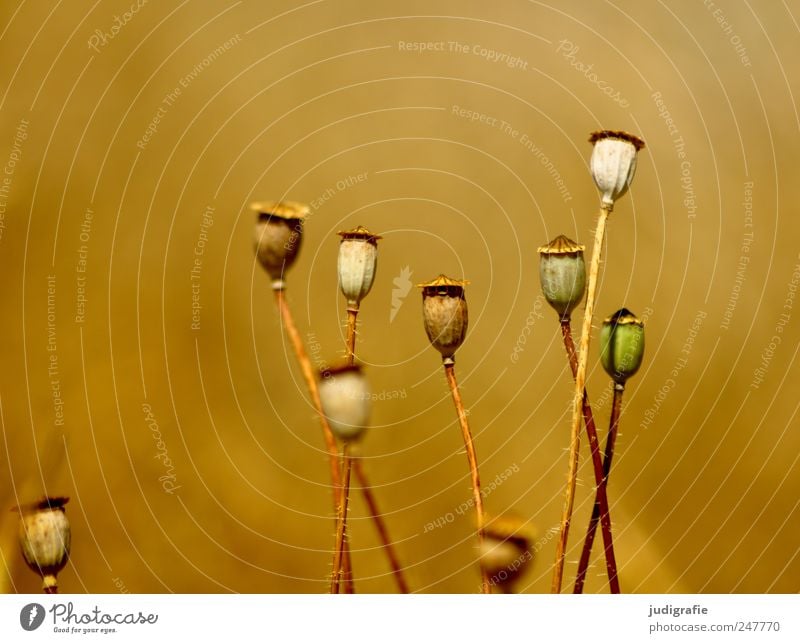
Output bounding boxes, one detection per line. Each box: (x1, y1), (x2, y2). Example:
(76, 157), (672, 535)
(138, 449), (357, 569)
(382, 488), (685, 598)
(444, 361), (489, 594)
(560, 319), (619, 593)
(330, 445), (353, 594)
(345, 308), (358, 364)
(552, 204), (611, 593)
(575, 383), (623, 594)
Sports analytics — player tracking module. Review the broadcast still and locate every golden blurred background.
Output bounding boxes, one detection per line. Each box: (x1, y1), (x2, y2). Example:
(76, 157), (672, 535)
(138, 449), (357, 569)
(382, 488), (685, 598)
(0, 0), (798, 593)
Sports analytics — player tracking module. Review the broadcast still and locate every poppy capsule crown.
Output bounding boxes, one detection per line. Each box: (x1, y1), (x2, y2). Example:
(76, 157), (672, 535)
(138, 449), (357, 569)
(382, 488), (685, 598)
(538, 235), (586, 320)
(418, 275), (469, 364)
(337, 226), (381, 309)
(589, 131), (645, 209)
(251, 201), (309, 288)
(599, 308), (645, 385)
(15, 497), (71, 591)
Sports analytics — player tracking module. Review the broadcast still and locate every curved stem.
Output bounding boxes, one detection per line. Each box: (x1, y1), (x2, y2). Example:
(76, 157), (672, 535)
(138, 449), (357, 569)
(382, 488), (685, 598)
(559, 319), (619, 594)
(444, 361), (489, 594)
(575, 383), (623, 593)
(330, 445), (353, 594)
(552, 204), (610, 593)
(353, 457), (410, 593)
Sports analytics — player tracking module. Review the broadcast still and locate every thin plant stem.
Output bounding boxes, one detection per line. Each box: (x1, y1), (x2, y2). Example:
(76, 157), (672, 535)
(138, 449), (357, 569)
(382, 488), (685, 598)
(343, 304), (410, 593)
(43, 575), (58, 594)
(559, 319), (620, 594)
(331, 444), (353, 594)
(352, 457), (410, 593)
(575, 383), (624, 594)
(552, 204), (611, 593)
(444, 361), (490, 594)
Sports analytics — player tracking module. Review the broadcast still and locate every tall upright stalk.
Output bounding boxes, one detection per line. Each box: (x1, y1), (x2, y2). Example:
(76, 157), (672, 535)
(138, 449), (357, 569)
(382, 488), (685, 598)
(444, 362), (490, 594)
(574, 383), (624, 593)
(552, 204), (611, 593)
(559, 319), (620, 593)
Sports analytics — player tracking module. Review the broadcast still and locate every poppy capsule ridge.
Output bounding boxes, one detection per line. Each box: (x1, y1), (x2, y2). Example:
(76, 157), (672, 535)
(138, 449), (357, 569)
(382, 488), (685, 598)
(538, 235), (586, 320)
(15, 497), (71, 592)
(418, 275), (469, 364)
(599, 308), (645, 385)
(337, 226), (381, 309)
(589, 130), (645, 209)
(252, 201), (309, 289)
(318, 364), (371, 443)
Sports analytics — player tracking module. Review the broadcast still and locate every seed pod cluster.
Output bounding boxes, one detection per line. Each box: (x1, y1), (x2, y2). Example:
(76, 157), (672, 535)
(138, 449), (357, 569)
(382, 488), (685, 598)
(600, 308), (645, 385)
(319, 364), (371, 442)
(337, 226), (381, 309)
(589, 130), (645, 208)
(538, 235), (586, 319)
(252, 201), (309, 286)
(418, 275), (469, 363)
(16, 497), (71, 591)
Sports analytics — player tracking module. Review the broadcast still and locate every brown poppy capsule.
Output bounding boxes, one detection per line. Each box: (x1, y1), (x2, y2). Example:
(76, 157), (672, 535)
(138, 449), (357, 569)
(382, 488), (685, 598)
(538, 235), (586, 320)
(318, 364), (371, 442)
(418, 275), (469, 365)
(251, 200), (310, 289)
(337, 226), (381, 309)
(479, 514), (536, 593)
(589, 130), (645, 208)
(15, 497), (71, 592)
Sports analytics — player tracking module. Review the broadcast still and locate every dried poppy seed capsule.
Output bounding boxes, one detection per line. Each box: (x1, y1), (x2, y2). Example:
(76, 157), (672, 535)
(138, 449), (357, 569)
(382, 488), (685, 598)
(418, 275), (469, 365)
(15, 497), (71, 592)
(480, 515), (536, 593)
(319, 364), (371, 442)
(337, 226), (381, 309)
(252, 200), (309, 289)
(538, 235), (586, 320)
(589, 130), (645, 209)
(600, 308), (645, 385)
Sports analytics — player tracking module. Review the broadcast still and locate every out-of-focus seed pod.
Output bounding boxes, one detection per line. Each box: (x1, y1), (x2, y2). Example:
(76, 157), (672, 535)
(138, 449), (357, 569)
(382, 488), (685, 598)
(337, 226), (381, 309)
(319, 364), (371, 442)
(418, 275), (469, 364)
(15, 497), (71, 592)
(252, 201), (309, 288)
(589, 130), (645, 208)
(600, 308), (645, 385)
(480, 515), (536, 593)
(538, 235), (586, 319)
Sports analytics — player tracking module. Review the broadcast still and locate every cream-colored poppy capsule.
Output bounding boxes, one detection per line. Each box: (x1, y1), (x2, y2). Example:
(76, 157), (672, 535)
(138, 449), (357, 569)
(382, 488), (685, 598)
(589, 130), (645, 209)
(15, 497), (71, 592)
(538, 235), (586, 320)
(480, 514), (537, 593)
(251, 200), (310, 289)
(337, 226), (381, 309)
(318, 364), (371, 442)
(418, 275), (469, 365)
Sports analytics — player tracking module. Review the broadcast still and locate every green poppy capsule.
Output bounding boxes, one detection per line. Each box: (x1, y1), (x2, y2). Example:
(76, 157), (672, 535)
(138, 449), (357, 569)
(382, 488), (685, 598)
(599, 308), (645, 385)
(537, 235), (586, 319)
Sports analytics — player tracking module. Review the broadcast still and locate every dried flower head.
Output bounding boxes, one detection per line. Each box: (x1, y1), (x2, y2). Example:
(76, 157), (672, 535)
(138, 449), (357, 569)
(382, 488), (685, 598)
(337, 226), (381, 309)
(418, 275), (469, 364)
(318, 364), (371, 442)
(480, 515), (536, 592)
(251, 201), (309, 287)
(538, 235), (586, 319)
(600, 308), (645, 385)
(15, 497), (71, 592)
(589, 130), (645, 208)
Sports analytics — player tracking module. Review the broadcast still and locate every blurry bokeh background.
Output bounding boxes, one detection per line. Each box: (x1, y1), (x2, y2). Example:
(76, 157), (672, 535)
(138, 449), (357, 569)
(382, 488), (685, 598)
(0, 0), (798, 593)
